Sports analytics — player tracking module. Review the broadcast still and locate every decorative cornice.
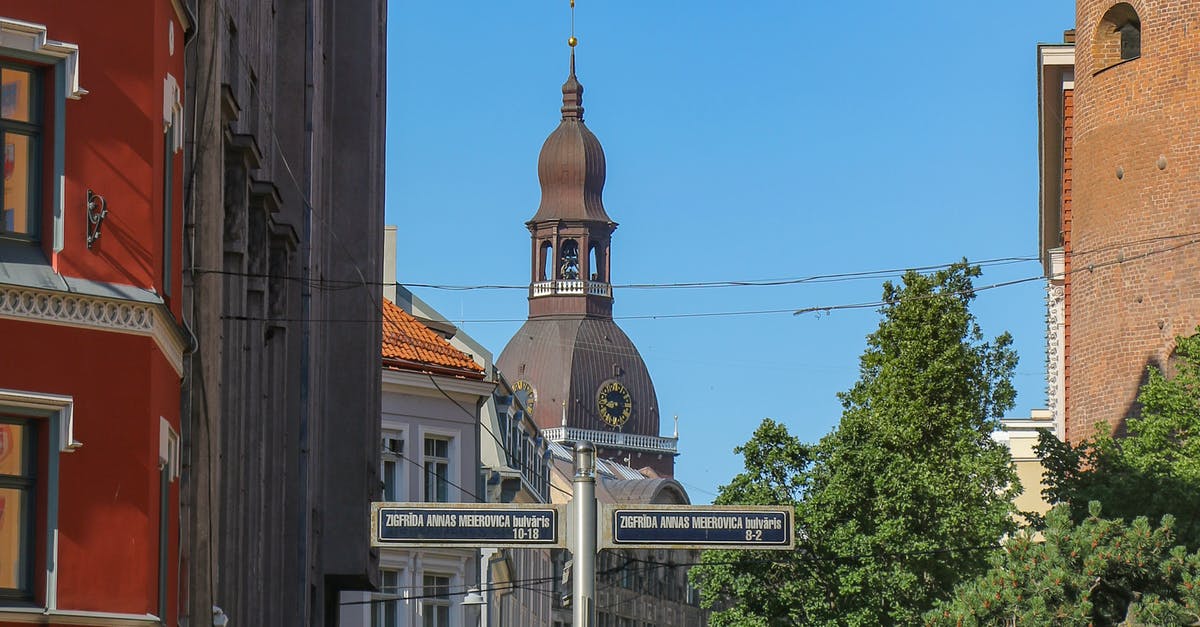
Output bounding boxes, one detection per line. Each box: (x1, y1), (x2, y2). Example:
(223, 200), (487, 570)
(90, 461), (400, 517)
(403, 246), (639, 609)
(0, 284), (186, 375)
(1045, 281), (1066, 438)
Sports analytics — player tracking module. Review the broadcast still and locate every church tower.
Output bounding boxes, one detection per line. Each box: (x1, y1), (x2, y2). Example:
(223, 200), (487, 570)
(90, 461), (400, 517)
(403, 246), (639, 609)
(497, 42), (678, 477)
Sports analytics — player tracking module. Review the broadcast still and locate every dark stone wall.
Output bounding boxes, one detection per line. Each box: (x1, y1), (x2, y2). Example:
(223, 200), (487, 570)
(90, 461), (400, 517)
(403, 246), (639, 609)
(183, 0), (384, 624)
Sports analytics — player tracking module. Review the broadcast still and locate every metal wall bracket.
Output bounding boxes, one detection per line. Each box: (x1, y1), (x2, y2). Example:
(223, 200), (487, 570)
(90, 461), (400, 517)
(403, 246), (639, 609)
(86, 189), (108, 249)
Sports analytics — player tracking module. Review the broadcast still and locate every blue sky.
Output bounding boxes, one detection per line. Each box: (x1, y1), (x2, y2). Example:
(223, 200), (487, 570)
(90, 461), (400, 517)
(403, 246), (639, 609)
(386, 1), (1077, 503)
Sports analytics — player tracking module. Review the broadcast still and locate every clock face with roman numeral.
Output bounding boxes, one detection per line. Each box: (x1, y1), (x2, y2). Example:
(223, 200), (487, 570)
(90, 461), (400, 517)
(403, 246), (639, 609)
(513, 379), (536, 416)
(597, 381), (632, 427)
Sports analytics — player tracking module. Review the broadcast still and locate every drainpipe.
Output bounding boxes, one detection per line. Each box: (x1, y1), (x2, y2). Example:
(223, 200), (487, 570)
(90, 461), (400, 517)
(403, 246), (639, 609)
(297, 0), (316, 621)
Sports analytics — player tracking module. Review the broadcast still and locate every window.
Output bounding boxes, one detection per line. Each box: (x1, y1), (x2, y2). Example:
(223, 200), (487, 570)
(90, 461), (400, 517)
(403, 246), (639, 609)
(0, 64), (39, 240)
(0, 19), (83, 254)
(421, 573), (450, 627)
(0, 416), (36, 599)
(539, 241), (553, 282)
(559, 239), (580, 280)
(1093, 3), (1141, 72)
(372, 569), (401, 627)
(382, 434), (404, 501)
(1119, 22), (1140, 60)
(424, 437), (450, 503)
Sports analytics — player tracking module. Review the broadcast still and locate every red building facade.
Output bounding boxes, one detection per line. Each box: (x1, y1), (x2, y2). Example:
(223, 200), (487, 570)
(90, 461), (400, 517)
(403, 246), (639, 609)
(0, 3), (189, 624)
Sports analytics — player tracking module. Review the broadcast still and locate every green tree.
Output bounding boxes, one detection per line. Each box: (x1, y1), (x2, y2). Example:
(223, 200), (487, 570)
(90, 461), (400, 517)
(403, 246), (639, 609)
(692, 262), (1020, 625)
(927, 503), (1200, 626)
(1037, 329), (1200, 550)
(691, 419), (818, 626)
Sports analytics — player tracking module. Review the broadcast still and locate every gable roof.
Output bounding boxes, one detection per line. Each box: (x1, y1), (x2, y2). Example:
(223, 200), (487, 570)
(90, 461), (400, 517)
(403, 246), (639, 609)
(382, 298), (485, 379)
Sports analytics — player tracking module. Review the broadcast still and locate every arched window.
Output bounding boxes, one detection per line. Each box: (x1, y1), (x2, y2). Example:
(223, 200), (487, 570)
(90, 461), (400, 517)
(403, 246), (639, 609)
(539, 241), (553, 281)
(588, 243), (600, 281)
(560, 239), (580, 280)
(1093, 3), (1141, 72)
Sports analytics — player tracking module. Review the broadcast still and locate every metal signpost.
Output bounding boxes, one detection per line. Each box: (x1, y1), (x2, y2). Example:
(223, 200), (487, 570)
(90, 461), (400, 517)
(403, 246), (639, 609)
(370, 442), (795, 627)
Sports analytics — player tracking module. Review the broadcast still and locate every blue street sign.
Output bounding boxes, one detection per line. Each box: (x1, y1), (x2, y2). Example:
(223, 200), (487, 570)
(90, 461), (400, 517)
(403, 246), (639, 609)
(603, 505), (794, 550)
(371, 503), (564, 548)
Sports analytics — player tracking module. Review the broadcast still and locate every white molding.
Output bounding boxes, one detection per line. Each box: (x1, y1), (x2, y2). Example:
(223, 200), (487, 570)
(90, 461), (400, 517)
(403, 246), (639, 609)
(0, 284), (185, 376)
(0, 17), (86, 98)
(0, 388), (77, 615)
(0, 388), (77, 452)
(1038, 44), (1076, 69)
(158, 416), (179, 481)
(382, 368), (495, 399)
(163, 73), (183, 151)
(0, 608), (159, 625)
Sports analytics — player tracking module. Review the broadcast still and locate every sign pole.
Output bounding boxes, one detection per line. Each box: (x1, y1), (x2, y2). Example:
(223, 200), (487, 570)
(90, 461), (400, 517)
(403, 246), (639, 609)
(572, 441), (597, 627)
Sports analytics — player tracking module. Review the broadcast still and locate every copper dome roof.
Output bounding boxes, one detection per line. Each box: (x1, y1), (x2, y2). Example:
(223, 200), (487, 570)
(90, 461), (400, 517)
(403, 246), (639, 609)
(497, 317), (659, 438)
(530, 53), (613, 224)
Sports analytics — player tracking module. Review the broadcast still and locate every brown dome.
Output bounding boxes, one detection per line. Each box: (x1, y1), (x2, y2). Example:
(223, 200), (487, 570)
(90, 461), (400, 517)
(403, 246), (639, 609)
(497, 317), (659, 438)
(530, 53), (613, 223)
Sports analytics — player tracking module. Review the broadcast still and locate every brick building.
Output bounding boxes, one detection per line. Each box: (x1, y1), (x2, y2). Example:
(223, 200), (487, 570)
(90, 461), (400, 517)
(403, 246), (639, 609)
(1039, 1), (1200, 442)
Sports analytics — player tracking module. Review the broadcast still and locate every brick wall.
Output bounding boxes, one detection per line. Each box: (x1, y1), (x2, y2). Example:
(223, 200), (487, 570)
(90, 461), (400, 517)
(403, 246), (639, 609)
(1062, 88), (1075, 441)
(1068, 0), (1200, 439)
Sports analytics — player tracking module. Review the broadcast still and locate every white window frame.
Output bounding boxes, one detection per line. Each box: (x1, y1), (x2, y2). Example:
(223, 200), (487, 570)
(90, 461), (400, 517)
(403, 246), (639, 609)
(0, 387), (75, 613)
(0, 18), (86, 253)
(418, 426), (460, 503)
(419, 572), (451, 627)
(381, 428), (406, 502)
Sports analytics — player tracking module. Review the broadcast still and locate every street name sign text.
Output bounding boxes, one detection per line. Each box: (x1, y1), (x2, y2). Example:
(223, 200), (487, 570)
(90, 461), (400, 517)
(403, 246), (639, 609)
(371, 502), (565, 548)
(601, 504), (794, 550)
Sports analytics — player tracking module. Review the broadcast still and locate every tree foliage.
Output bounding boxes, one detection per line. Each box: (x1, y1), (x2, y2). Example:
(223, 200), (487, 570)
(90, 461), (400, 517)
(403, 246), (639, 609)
(927, 503), (1200, 626)
(692, 262), (1019, 625)
(692, 419), (817, 626)
(1037, 329), (1200, 550)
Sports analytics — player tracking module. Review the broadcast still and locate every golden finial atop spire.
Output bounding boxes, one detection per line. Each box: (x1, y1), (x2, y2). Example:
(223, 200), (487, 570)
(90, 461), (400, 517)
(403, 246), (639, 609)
(568, 0), (577, 47)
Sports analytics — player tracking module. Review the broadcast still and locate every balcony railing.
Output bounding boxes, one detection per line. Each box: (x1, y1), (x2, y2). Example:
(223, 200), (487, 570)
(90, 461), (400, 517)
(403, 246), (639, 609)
(530, 280), (612, 298)
(540, 426), (678, 455)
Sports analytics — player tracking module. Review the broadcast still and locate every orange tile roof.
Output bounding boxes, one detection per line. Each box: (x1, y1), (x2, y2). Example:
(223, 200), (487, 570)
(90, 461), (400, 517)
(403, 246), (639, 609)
(382, 299), (485, 379)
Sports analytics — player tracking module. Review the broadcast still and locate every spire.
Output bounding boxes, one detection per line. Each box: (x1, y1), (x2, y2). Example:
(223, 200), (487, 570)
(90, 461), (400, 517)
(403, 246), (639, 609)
(530, 0), (611, 224)
(561, 5), (583, 120)
(561, 53), (584, 120)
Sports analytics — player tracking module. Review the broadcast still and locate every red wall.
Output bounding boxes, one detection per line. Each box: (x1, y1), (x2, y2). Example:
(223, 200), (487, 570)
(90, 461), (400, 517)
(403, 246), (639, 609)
(5, 0), (186, 319)
(0, 318), (177, 615)
(1, 0), (186, 621)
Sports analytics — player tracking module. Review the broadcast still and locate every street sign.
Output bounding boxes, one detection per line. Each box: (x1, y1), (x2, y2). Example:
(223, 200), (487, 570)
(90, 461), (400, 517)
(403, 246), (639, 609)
(371, 502), (565, 548)
(601, 504), (794, 550)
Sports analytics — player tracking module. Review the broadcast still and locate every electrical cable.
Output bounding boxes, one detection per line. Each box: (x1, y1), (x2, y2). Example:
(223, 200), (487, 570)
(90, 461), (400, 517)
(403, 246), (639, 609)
(384, 442), (482, 503)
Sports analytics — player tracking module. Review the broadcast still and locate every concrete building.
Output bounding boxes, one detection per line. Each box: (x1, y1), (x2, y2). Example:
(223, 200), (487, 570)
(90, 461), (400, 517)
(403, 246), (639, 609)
(182, 0), (387, 624)
(993, 410), (1055, 520)
(0, 5), (188, 623)
(1039, 2), (1200, 443)
(341, 298), (492, 627)
(381, 238), (560, 626)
